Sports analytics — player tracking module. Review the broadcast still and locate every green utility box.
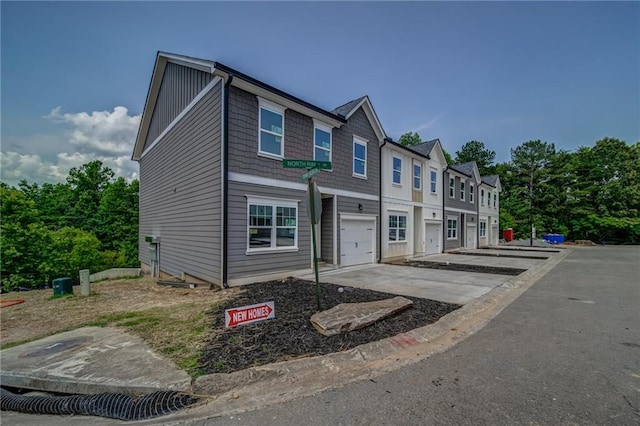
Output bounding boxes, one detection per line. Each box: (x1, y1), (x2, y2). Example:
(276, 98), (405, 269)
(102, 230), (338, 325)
(52, 277), (73, 296)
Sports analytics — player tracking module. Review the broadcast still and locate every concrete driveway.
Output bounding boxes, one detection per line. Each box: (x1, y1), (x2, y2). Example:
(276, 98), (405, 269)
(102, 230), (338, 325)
(304, 263), (514, 305)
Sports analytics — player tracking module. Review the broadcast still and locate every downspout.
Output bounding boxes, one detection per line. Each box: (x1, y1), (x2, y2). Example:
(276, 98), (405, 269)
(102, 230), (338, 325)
(442, 167), (446, 253)
(378, 138), (388, 263)
(222, 74), (234, 288)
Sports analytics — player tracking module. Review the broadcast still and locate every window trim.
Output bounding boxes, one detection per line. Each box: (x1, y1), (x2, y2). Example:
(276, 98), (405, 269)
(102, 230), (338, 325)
(258, 97), (286, 159)
(447, 216), (458, 240)
(392, 155), (402, 186)
(470, 183), (475, 203)
(493, 192), (497, 208)
(388, 213), (408, 243)
(352, 136), (368, 179)
(449, 176), (455, 198)
(246, 196), (299, 254)
(413, 162), (422, 191)
(313, 119), (332, 167)
(430, 168), (438, 194)
(460, 181), (466, 201)
(481, 188), (485, 206)
(479, 220), (487, 238)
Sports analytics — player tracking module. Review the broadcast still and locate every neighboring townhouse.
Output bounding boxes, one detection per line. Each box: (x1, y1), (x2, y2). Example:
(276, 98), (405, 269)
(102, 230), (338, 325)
(132, 52), (386, 287)
(478, 175), (502, 247)
(443, 162), (481, 251)
(379, 138), (448, 262)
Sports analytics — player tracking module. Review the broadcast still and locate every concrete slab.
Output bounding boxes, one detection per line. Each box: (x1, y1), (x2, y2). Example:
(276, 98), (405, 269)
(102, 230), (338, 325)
(0, 327), (191, 395)
(305, 264), (513, 305)
(416, 253), (542, 270)
(457, 248), (550, 259)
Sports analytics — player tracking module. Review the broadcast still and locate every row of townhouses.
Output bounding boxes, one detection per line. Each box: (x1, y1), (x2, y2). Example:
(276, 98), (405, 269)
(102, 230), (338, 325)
(131, 52), (501, 288)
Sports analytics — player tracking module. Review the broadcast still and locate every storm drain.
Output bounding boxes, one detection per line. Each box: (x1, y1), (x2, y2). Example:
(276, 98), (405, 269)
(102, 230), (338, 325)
(0, 387), (199, 421)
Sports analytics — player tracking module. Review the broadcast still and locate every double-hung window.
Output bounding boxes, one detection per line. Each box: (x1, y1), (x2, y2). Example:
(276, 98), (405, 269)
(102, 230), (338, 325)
(460, 181), (465, 201)
(447, 217), (458, 240)
(481, 189), (485, 206)
(313, 120), (332, 164)
(470, 184), (474, 203)
(413, 163), (421, 191)
(493, 193), (497, 208)
(392, 156), (402, 185)
(430, 168), (438, 193)
(389, 214), (407, 242)
(353, 137), (367, 178)
(449, 177), (455, 197)
(480, 221), (487, 237)
(247, 197), (298, 252)
(258, 98), (285, 158)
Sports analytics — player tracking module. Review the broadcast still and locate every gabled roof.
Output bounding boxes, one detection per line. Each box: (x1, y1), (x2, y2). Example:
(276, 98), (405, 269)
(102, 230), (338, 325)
(481, 174), (502, 191)
(134, 52), (388, 160)
(383, 138), (430, 159)
(447, 161), (481, 182)
(411, 139), (440, 157)
(330, 95), (386, 142)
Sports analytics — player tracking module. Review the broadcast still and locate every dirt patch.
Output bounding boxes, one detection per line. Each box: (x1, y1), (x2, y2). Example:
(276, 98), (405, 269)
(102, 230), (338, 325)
(199, 278), (460, 374)
(400, 260), (527, 276)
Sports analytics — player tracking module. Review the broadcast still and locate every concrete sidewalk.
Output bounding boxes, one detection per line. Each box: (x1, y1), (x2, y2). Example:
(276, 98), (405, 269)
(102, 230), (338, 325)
(414, 253), (542, 269)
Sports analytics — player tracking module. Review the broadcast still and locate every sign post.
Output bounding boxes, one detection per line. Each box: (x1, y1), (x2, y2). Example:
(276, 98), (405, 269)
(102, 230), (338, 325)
(283, 159), (329, 311)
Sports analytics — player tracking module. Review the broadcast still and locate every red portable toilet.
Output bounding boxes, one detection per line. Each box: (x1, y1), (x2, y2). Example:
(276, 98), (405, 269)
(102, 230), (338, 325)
(503, 228), (514, 242)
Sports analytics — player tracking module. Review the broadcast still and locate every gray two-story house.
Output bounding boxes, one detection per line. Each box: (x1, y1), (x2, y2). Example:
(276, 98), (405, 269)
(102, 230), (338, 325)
(132, 52), (386, 288)
(443, 161), (481, 251)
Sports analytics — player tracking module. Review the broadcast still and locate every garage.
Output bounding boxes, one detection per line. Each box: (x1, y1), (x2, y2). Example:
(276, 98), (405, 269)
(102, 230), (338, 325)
(425, 223), (441, 255)
(466, 224), (477, 249)
(340, 217), (375, 267)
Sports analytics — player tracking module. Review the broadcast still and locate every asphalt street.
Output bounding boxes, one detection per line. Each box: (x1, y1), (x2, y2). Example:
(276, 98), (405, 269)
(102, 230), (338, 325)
(203, 246), (640, 425)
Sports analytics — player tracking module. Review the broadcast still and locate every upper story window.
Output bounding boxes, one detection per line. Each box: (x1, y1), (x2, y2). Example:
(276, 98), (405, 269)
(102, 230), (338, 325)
(481, 189), (485, 205)
(470, 184), (474, 203)
(313, 120), (332, 164)
(258, 98), (285, 158)
(247, 197), (298, 253)
(493, 192), (497, 208)
(353, 136), (367, 179)
(392, 156), (402, 185)
(413, 163), (421, 191)
(449, 177), (455, 197)
(430, 168), (437, 194)
(460, 181), (466, 201)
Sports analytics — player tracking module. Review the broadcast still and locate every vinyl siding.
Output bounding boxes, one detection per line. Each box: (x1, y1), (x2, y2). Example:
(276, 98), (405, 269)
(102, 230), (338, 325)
(444, 211), (461, 251)
(138, 81), (223, 284)
(226, 181), (311, 279)
(320, 197), (335, 264)
(143, 62), (214, 150)
(444, 171), (478, 213)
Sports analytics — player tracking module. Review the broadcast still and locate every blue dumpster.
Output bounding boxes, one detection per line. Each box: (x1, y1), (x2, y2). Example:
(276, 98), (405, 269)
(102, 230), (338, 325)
(542, 234), (564, 244)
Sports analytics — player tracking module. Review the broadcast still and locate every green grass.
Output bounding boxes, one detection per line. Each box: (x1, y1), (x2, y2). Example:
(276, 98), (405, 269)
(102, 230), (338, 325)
(0, 340), (30, 350)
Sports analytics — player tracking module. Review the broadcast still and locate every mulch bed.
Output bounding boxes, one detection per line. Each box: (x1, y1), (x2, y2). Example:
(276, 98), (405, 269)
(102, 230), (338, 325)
(198, 278), (460, 374)
(400, 260), (527, 276)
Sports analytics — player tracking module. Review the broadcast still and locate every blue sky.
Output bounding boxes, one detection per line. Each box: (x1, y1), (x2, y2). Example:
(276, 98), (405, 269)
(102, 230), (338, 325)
(2, 1), (638, 186)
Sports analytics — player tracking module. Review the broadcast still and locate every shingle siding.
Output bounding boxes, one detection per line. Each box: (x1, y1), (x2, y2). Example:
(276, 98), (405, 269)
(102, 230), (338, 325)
(139, 81), (222, 284)
(320, 197), (335, 264)
(144, 63), (214, 150)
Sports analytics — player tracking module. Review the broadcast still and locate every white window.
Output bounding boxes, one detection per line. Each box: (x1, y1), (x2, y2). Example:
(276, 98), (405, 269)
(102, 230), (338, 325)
(258, 98), (285, 158)
(430, 168), (438, 193)
(470, 184), (474, 203)
(449, 177), (455, 197)
(413, 163), (421, 191)
(353, 137), (367, 178)
(480, 221), (487, 237)
(447, 217), (458, 240)
(247, 197), (298, 252)
(493, 192), (497, 208)
(392, 156), (402, 185)
(460, 181), (465, 201)
(481, 189), (485, 206)
(313, 120), (332, 164)
(389, 214), (407, 242)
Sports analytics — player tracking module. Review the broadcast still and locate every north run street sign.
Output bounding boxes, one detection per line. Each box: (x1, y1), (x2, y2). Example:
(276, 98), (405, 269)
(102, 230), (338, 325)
(225, 301), (275, 327)
(282, 159), (331, 170)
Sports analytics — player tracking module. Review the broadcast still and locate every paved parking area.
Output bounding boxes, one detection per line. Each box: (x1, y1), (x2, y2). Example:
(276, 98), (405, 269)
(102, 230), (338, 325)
(417, 252), (543, 270)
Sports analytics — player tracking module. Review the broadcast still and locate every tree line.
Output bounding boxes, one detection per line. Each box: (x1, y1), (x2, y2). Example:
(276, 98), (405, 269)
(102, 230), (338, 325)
(1, 161), (139, 291)
(399, 133), (640, 244)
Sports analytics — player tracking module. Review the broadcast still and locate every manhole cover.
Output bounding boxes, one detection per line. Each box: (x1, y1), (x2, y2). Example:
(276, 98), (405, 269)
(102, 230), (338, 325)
(20, 336), (92, 358)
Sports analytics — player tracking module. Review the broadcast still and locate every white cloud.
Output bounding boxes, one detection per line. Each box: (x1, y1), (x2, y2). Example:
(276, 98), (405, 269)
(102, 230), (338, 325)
(1, 106), (141, 187)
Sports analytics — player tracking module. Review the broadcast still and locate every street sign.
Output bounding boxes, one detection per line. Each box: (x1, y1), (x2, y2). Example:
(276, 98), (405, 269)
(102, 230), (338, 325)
(305, 181), (322, 224)
(282, 159), (331, 170)
(301, 167), (321, 181)
(225, 301), (275, 327)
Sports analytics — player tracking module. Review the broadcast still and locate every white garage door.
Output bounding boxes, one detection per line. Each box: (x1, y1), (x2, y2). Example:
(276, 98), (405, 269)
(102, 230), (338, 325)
(425, 223), (441, 255)
(340, 219), (375, 267)
(466, 224), (477, 249)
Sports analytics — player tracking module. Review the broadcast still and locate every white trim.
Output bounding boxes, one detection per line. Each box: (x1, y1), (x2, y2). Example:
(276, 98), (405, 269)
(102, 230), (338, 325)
(341, 97), (386, 142)
(388, 212), (408, 243)
(258, 97), (285, 158)
(162, 52), (214, 73)
(229, 172), (379, 201)
(313, 120), (332, 165)
(333, 195), (338, 265)
(352, 136), (368, 179)
(220, 83), (226, 284)
(430, 167), (438, 194)
(339, 213), (377, 221)
(469, 183), (475, 203)
(245, 195), (301, 204)
(339, 214), (377, 266)
(460, 181), (466, 201)
(413, 161), (422, 191)
(246, 196), (299, 254)
(449, 176), (455, 198)
(258, 97), (286, 114)
(383, 195), (441, 209)
(444, 206), (477, 214)
(140, 77), (222, 160)
(447, 216), (459, 240)
(392, 155), (402, 185)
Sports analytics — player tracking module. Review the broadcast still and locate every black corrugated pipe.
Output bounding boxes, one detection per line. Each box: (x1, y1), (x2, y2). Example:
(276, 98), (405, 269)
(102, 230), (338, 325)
(222, 74), (234, 288)
(378, 138), (389, 263)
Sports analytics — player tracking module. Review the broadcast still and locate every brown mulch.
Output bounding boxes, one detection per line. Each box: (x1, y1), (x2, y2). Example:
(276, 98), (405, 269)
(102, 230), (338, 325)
(400, 260), (527, 276)
(199, 278), (460, 374)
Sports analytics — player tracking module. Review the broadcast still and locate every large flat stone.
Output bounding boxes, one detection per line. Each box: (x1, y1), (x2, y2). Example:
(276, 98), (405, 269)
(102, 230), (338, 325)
(310, 296), (413, 336)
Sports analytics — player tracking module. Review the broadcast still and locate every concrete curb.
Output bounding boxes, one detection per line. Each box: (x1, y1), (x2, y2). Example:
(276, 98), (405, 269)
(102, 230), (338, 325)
(147, 248), (572, 425)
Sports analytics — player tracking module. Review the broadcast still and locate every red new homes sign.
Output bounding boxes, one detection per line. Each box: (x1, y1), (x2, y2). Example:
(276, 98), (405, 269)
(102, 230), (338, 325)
(225, 301), (275, 328)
